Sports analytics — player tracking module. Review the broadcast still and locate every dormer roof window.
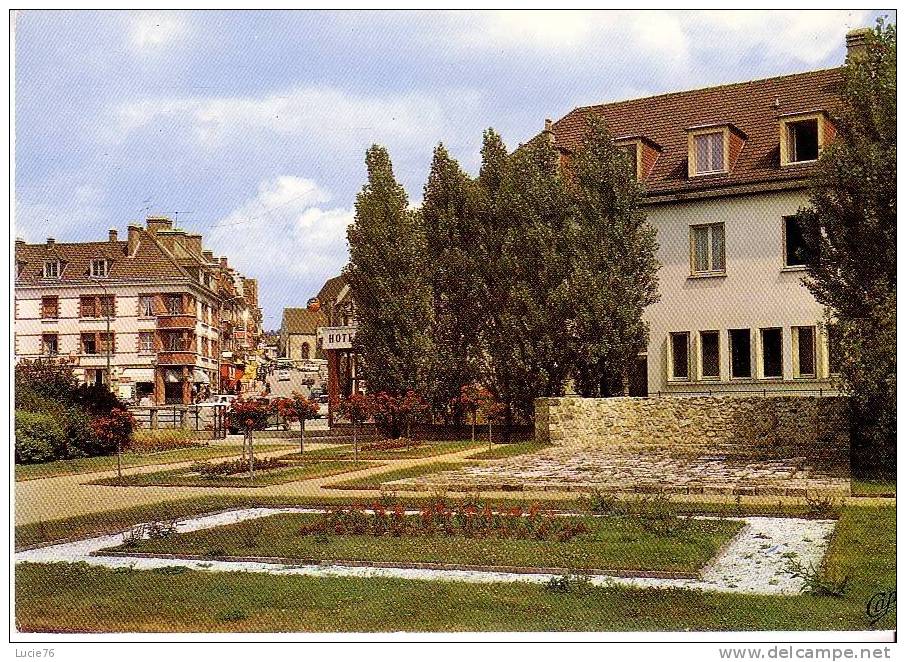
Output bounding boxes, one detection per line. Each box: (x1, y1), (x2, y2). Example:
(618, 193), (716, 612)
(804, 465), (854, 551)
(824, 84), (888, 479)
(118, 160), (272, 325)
(43, 260), (61, 279)
(91, 258), (110, 278)
(685, 123), (747, 178)
(613, 135), (663, 182)
(779, 111), (833, 166)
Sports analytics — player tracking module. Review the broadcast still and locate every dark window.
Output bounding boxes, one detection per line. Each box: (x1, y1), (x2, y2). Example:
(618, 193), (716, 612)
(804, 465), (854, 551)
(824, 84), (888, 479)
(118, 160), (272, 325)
(670, 332), (690, 380)
(787, 119), (819, 162)
(139, 296), (154, 317)
(41, 296), (59, 319)
(827, 324), (842, 375)
(99, 333), (114, 353)
(761, 328), (783, 378)
(165, 295), (183, 315)
(80, 295), (97, 318)
(100, 295), (115, 318)
(729, 329), (752, 378)
(81, 333), (97, 354)
(700, 331), (720, 379)
(784, 216), (813, 267)
(795, 326), (816, 377)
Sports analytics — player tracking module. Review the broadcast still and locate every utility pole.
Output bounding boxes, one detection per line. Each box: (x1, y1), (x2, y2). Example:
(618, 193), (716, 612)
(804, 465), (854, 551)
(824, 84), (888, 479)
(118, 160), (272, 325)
(94, 278), (121, 481)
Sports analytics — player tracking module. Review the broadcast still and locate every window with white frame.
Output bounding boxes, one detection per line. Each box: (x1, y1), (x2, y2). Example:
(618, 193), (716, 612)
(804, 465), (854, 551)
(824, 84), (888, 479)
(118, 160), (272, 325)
(139, 295), (154, 317)
(90, 259), (109, 278)
(760, 328), (783, 379)
(792, 326), (816, 378)
(43, 260), (61, 279)
(691, 223), (725, 274)
(729, 329), (752, 379)
(692, 131), (725, 175)
(669, 332), (690, 381)
(699, 330), (720, 380)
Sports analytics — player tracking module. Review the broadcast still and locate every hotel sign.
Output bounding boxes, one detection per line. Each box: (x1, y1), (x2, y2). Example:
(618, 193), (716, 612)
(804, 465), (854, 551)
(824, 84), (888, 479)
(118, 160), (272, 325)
(320, 326), (357, 350)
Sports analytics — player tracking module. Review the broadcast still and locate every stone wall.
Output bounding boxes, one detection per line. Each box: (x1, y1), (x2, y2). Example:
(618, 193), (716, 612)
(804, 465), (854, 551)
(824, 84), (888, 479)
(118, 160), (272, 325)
(535, 396), (850, 473)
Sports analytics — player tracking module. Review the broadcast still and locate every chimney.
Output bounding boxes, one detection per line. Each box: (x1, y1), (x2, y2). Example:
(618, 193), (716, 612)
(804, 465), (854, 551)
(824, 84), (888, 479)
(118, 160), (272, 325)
(202, 250), (214, 262)
(127, 224), (142, 255)
(186, 233), (203, 255)
(46, 237), (55, 246)
(108, 228), (118, 242)
(146, 216), (172, 234)
(846, 27), (871, 61)
(220, 256), (228, 269)
(543, 118), (554, 146)
(15, 237), (24, 246)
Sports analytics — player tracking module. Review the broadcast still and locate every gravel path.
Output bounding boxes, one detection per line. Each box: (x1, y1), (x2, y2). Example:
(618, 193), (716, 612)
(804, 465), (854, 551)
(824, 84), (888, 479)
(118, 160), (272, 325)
(15, 507), (835, 595)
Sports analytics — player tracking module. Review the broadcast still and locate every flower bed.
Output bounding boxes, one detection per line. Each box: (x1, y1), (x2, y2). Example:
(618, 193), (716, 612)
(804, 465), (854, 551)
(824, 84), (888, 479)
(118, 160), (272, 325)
(189, 457), (287, 478)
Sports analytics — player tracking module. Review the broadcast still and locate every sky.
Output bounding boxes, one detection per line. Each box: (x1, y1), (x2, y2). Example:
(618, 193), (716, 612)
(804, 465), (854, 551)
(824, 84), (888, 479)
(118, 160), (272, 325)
(14, 9), (888, 329)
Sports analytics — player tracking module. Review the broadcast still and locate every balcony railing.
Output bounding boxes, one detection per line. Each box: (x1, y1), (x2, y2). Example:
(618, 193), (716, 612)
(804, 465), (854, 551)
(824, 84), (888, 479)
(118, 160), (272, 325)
(156, 315), (197, 330)
(156, 351), (197, 365)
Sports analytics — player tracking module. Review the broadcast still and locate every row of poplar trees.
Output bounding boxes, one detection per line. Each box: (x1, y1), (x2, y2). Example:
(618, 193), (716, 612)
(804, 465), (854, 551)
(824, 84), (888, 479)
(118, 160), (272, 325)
(346, 118), (660, 427)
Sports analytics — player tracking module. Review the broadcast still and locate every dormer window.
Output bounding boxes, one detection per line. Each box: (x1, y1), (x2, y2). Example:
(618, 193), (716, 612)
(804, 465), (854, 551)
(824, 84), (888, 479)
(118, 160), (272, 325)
(43, 260), (61, 279)
(686, 124), (747, 178)
(614, 136), (662, 182)
(779, 112), (831, 166)
(91, 259), (109, 278)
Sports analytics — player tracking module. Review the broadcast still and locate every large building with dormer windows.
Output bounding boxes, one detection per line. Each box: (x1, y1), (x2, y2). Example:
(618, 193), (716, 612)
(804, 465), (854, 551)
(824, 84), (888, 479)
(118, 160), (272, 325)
(541, 29), (871, 396)
(14, 217), (262, 404)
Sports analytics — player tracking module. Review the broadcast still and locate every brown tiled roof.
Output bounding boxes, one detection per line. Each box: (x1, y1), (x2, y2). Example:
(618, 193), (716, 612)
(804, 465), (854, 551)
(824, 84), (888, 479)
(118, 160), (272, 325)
(15, 232), (188, 284)
(545, 67), (843, 197)
(281, 308), (327, 335)
(316, 274), (347, 304)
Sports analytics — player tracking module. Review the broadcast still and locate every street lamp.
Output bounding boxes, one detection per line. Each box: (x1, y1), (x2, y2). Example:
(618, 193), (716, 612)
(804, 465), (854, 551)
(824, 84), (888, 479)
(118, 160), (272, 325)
(93, 277), (121, 481)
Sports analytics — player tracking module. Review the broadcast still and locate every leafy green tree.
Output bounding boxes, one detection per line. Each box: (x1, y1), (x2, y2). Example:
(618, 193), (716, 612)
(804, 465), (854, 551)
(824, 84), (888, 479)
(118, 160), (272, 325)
(472, 130), (574, 424)
(567, 116), (660, 396)
(420, 144), (480, 421)
(347, 145), (435, 396)
(795, 20), (896, 473)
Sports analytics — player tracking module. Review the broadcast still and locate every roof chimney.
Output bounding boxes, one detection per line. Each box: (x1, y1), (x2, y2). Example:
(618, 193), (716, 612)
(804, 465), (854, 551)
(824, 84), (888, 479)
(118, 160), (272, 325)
(108, 228), (118, 242)
(186, 233), (203, 255)
(127, 224), (142, 255)
(46, 237), (55, 246)
(15, 237), (25, 247)
(219, 256), (228, 268)
(202, 250), (214, 262)
(146, 216), (172, 234)
(543, 118), (554, 145)
(846, 27), (871, 61)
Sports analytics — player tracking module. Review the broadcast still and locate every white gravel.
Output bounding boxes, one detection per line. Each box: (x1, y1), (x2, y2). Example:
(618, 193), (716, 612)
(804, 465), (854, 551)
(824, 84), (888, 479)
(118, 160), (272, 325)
(16, 507), (835, 595)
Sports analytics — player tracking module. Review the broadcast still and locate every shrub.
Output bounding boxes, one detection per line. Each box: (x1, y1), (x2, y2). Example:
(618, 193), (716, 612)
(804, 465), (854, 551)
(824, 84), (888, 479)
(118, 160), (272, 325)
(131, 429), (205, 453)
(89, 408), (136, 456)
(15, 410), (66, 463)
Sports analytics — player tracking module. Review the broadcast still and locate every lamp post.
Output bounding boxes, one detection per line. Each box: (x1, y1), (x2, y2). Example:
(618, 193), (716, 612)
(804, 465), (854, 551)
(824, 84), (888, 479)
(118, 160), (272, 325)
(93, 278), (121, 481)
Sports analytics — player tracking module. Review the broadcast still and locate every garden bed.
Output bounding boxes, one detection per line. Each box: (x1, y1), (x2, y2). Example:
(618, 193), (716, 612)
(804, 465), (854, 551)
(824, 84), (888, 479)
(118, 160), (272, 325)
(100, 509), (743, 574)
(88, 461), (378, 488)
(277, 440), (481, 462)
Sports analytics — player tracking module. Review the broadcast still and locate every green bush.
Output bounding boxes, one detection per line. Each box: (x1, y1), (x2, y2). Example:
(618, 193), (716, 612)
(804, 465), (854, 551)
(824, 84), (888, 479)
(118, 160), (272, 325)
(15, 411), (66, 463)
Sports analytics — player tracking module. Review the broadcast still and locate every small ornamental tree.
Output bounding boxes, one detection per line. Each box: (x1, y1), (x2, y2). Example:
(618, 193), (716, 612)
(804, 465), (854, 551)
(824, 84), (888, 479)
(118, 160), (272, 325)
(399, 390), (429, 446)
(277, 393), (320, 455)
(228, 399), (272, 476)
(459, 384), (485, 443)
(478, 391), (506, 450)
(370, 391), (401, 438)
(89, 408), (136, 481)
(338, 393), (372, 461)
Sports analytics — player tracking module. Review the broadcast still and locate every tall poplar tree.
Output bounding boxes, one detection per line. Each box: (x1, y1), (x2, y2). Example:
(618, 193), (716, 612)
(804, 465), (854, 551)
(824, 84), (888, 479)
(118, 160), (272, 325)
(795, 20), (896, 472)
(420, 144), (479, 420)
(567, 116), (660, 396)
(346, 145), (434, 395)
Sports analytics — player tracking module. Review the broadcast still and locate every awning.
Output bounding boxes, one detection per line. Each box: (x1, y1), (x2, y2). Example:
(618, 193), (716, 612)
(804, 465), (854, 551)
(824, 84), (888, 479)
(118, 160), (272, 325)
(164, 369), (183, 383)
(193, 369), (211, 384)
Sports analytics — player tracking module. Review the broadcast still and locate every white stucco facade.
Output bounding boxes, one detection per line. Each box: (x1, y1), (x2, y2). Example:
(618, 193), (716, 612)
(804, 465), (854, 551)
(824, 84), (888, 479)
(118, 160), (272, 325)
(643, 188), (836, 395)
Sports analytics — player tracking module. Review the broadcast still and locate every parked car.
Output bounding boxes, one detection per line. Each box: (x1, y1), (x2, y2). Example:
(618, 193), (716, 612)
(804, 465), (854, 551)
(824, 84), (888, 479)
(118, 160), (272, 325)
(277, 369), (291, 381)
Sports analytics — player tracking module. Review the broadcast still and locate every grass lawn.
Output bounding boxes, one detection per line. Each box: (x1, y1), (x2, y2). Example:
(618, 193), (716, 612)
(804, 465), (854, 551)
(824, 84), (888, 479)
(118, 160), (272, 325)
(850, 478), (896, 497)
(278, 440), (482, 461)
(14, 505), (896, 632)
(15, 493), (835, 551)
(103, 512), (741, 573)
(87, 461), (377, 488)
(15, 444), (295, 482)
(468, 442), (550, 460)
(324, 462), (469, 490)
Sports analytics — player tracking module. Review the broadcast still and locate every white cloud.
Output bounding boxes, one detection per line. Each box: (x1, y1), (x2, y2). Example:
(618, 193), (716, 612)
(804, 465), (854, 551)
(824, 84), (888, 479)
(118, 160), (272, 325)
(128, 12), (190, 52)
(203, 175), (353, 289)
(108, 85), (457, 154)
